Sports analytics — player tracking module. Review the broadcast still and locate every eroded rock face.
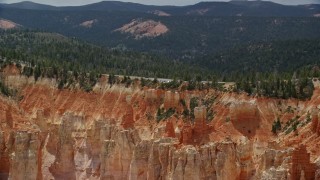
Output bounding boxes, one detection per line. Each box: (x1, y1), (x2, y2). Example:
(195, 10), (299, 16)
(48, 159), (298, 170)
(121, 96), (135, 129)
(237, 137), (255, 179)
(0, 131), (10, 179)
(164, 91), (180, 110)
(259, 147), (292, 179)
(215, 140), (241, 180)
(1, 82), (320, 179)
(145, 89), (161, 103)
(258, 145), (317, 180)
(291, 145), (317, 179)
(230, 102), (261, 138)
(312, 109), (320, 136)
(9, 131), (41, 180)
(129, 140), (152, 180)
(50, 113), (77, 179)
(172, 146), (202, 180)
(2, 120), (319, 180)
(180, 106), (211, 145)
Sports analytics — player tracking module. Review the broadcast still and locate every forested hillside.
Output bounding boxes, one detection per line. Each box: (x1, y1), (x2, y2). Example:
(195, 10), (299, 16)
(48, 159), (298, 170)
(0, 30), (207, 79)
(0, 30), (319, 99)
(195, 39), (320, 79)
(1, 7), (320, 58)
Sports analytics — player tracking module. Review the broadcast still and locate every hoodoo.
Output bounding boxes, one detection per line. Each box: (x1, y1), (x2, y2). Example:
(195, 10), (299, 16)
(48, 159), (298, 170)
(1, 0), (320, 179)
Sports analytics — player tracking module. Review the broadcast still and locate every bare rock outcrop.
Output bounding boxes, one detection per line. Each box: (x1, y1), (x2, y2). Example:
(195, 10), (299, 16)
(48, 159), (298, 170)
(259, 145), (316, 179)
(237, 137), (255, 179)
(149, 10), (171, 17)
(147, 138), (177, 179)
(215, 139), (241, 180)
(180, 106), (211, 145)
(145, 89), (161, 103)
(199, 143), (217, 179)
(50, 113), (77, 179)
(100, 129), (137, 179)
(164, 119), (175, 138)
(79, 19), (98, 28)
(312, 109), (320, 135)
(193, 106), (210, 144)
(0, 131), (10, 179)
(8, 131), (41, 180)
(0, 19), (20, 30)
(230, 102), (261, 138)
(164, 91), (180, 110)
(129, 140), (152, 180)
(1, 81), (320, 180)
(115, 19), (169, 39)
(171, 146), (202, 180)
(121, 96), (135, 129)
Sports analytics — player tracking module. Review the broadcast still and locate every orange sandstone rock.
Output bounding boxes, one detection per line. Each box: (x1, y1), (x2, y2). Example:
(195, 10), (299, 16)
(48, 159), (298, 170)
(121, 96), (135, 129)
(312, 109), (319, 133)
(165, 119), (175, 138)
(164, 91), (180, 110)
(291, 145), (317, 180)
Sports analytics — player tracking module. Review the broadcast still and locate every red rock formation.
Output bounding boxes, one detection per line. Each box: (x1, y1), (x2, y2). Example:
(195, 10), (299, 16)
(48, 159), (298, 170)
(164, 91), (180, 110)
(121, 96), (135, 129)
(8, 131), (41, 180)
(172, 146), (202, 179)
(145, 89), (159, 102)
(0, 131), (10, 180)
(290, 145), (316, 180)
(181, 124), (193, 145)
(129, 140), (151, 179)
(194, 106), (207, 131)
(215, 139), (241, 180)
(193, 106), (210, 144)
(2, 76), (320, 179)
(49, 113), (77, 179)
(230, 102), (261, 138)
(164, 119), (175, 138)
(237, 137), (254, 180)
(312, 109), (319, 133)
(179, 106), (211, 145)
(100, 130), (136, 179)
(5, 107), (13, 128)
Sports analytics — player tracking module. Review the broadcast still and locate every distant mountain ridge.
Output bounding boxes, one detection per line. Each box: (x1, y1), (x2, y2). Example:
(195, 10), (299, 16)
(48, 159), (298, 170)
(1, 0), (320, 59)
(0, 1), (57, 10)
(0, 1), (319, 16)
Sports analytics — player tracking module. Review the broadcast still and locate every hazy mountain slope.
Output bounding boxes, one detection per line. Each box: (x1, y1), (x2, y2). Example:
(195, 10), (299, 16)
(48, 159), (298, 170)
(0, 1), (319, 16)
(0, 1), (57, 10)
(1, 7), (320, 58)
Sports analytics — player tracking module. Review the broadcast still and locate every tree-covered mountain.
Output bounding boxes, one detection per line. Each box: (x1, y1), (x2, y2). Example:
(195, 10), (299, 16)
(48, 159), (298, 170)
(1, 1), (319, 16)
(196, 39), (320, 75)
(1, 7), (320, 58)
(0, 30), (319, 99)
(1, 30), (320, 80)
(0, 30), (208, 79)
(0, 1), (57, 10)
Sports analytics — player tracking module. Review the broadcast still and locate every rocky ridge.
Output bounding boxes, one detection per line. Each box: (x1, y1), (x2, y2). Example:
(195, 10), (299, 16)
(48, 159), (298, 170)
(0, 75), (320, 179)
